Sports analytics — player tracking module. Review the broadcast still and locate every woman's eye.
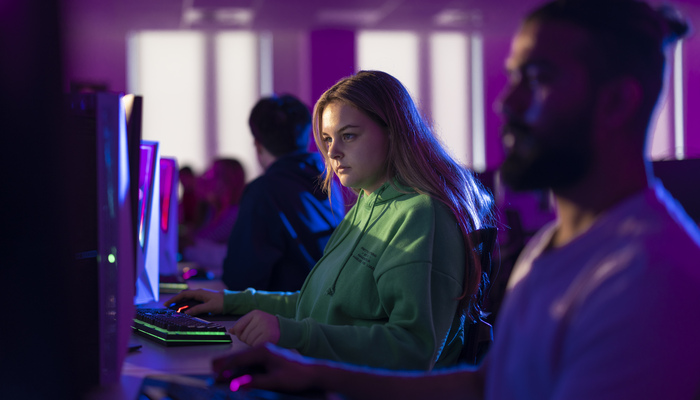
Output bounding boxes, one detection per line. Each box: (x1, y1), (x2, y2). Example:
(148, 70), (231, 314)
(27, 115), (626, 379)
(342, 133), (356, 141)
(322, 136), (332, 143)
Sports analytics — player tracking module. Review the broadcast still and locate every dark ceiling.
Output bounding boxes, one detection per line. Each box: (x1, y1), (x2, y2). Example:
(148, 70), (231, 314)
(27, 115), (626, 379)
(176, 0), (538, 32)
(65, 0), (546, 35)
(64, 0), (699, 41)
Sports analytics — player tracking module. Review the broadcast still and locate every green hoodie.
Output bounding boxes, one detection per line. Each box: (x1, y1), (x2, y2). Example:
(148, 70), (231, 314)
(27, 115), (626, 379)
(223, 181), (466, 371)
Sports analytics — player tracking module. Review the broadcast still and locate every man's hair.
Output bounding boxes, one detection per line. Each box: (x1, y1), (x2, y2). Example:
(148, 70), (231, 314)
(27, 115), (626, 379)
(526, 0), (690, 130)
(248, 94), (312, 157)
(312, 70), (496, 322)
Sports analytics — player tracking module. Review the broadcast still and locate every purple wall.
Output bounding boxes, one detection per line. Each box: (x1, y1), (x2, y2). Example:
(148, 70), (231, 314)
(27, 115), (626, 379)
(62, 1), (129, 92)
(272, 31), (311, 106)
(310, 30), (357, 105)
(482, 32), (514, 170)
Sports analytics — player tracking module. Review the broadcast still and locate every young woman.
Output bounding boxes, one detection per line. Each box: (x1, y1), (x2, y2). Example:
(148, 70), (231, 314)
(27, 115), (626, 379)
(170, 70), (495, 371)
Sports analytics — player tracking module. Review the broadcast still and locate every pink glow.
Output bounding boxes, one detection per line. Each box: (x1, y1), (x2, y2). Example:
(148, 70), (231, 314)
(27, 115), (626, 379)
(182, 268), (197, 280)
(160, 159), (175, 231)
(229, 374), (253, 392)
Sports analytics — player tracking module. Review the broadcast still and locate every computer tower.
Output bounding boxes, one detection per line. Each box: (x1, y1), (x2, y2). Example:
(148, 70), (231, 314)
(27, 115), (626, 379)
(65, 92), (136, 388)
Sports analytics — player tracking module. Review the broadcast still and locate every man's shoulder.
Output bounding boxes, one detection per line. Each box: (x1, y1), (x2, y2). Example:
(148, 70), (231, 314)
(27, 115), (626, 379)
(616, 184), (700, 259)
(241, 174), (272, 194)
(240, 157), (329, 208)
(265, 153), (324, 181)
(268, 151), (324, 173)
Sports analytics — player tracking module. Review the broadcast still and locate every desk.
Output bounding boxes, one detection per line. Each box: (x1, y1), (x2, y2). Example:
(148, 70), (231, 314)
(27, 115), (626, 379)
(87, 280), (249, 400)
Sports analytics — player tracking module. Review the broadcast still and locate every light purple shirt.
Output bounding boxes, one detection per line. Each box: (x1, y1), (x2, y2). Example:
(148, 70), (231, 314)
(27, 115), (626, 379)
(486, 182), (700, 400)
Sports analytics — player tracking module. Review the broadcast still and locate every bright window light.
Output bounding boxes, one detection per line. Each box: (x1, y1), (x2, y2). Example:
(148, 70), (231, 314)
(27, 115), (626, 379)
(357, 31), (420, 101)
(215, 31), (260, 180)
(127, 31), (207, 172)
(650, 88), (673, 160)
(259, 31), (274, 97)
(648, 41), (684, 161)
(430, 32), (470, 166)
(674, 40), (685, 160)
(470, 35), (486, 172)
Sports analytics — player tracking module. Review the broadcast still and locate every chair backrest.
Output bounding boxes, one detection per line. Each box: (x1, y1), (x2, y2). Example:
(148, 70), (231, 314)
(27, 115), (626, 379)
(460, 226), (498, 365)
(462, 318), (494, 365)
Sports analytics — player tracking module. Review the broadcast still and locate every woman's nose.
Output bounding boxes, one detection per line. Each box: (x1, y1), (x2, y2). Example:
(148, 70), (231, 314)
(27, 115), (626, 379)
(328, 140), (342, 159)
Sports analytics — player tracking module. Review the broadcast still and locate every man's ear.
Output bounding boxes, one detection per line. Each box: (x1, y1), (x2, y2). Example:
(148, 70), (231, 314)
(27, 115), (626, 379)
(595, 76), (643, 130)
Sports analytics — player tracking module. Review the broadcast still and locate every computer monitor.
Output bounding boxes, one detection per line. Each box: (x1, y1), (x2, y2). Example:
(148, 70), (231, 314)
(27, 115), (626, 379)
(64, 91), (136, 388)
(123, 94), (143, 283)
(134, 140), (161, 304)
(159, 157), (179, 276)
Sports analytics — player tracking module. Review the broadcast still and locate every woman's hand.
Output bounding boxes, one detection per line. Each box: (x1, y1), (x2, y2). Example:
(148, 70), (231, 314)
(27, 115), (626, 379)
(229, 310), (281, 346)
(164, 288), (224, 315)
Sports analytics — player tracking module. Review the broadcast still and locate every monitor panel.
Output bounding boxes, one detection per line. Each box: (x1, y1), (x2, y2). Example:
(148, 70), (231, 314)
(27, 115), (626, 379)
(159, 157), (179, 276)
(135, 140), (161, 304)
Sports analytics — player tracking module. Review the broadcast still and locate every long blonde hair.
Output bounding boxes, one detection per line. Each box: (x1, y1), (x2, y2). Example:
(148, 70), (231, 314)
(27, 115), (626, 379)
(312, 70), (495, 321)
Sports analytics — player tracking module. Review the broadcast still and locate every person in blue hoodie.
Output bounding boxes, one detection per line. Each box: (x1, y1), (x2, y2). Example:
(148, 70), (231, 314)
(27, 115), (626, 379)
(170, 71), (495, 371)
(221, 94), (345, 292)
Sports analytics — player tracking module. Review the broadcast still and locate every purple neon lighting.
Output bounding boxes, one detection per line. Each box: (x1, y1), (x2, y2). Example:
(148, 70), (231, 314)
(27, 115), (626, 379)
(160, 158), (175, 232)
(229, 374), (252, 392)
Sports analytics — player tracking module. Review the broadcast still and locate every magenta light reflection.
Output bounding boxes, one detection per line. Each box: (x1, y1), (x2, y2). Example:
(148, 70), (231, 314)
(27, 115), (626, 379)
(182, 268), (198, 280)
(229, 374), (253, 392)
(160, 158), (175, 231)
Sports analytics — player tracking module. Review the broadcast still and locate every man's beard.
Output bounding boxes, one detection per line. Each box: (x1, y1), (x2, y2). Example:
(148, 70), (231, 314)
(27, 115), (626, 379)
(499, 115), (593, 192)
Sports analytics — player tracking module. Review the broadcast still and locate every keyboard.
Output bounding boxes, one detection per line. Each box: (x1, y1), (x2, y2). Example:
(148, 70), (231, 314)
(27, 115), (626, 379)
(133, 308), (232, 346)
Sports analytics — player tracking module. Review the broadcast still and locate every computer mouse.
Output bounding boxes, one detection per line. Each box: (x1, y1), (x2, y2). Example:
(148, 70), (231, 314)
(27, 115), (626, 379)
(167, 298), (204, 313)
(214, 364), (267, 388)
(182, 266), (214, 281)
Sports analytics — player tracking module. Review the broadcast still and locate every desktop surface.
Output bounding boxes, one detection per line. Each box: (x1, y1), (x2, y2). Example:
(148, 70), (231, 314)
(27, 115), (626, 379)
(87, 280), (328, 400)
(137, 374), (326, 400)
(86, 280), (241, 400)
